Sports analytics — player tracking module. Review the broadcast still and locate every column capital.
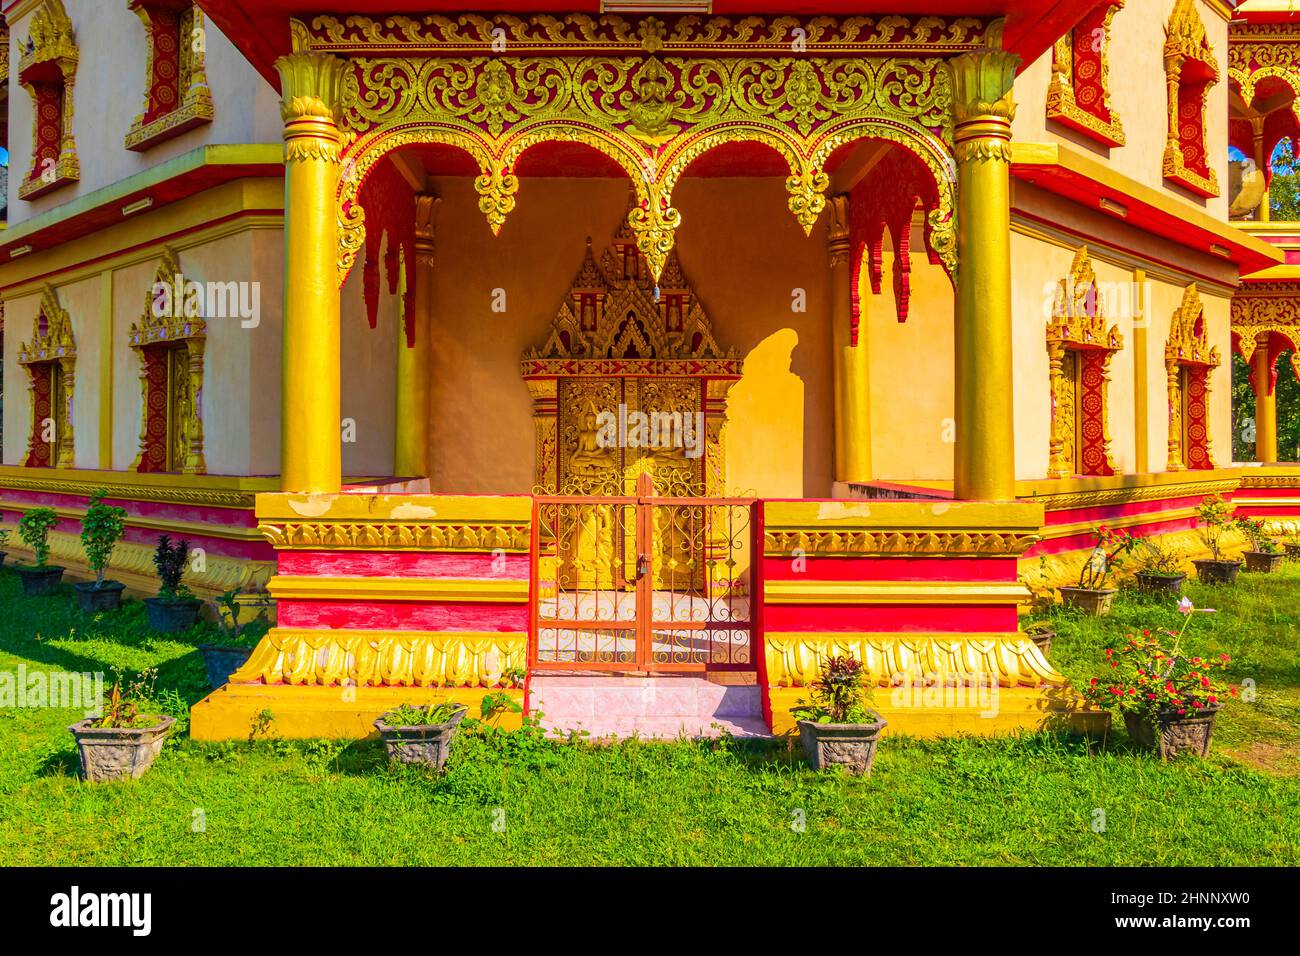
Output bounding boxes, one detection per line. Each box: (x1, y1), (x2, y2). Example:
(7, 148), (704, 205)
(414, 193), (441, 262)
(948, 48), (1020, 128)
(275, 53), (349, 164)
(827, 193), (850, 265)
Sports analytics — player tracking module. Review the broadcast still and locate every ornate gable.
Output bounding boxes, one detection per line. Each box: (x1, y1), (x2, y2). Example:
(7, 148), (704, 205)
(524, 211), (735, 368)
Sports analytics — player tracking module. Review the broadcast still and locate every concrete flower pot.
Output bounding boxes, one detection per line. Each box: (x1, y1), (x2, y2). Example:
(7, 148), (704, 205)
(144, 596), (202, 632)
(69, 715), (175, 782)
(1192, 559), (1241, 585)
(1243, 551), (1284, 574)
(1134, 572), (1186, 598)
(1123, 704), (1220, 761)
(16, 565), (65, 596)
(74, 580), (125, 613)
(1058, 586), (1116, 616)
(1025, 627), (1054, 656)
(375, 704), (468, 771)
(1283, 542), (1300, 561)
(199, 644), (254, 688)
(797, 712), (887, 776)
(0, 550), (7, 568)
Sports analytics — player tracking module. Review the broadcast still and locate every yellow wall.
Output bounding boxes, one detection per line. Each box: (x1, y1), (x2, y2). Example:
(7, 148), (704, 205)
(1012, 0), (1230, 221)
(866, 242), (955, 481)
(425, 173), (836, 497)
(4, 0), (280, 230)
(1, 180), (403, 479)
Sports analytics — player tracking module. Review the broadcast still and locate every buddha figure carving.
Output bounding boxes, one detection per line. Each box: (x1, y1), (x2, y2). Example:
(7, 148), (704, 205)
(569, 398), (617, 477)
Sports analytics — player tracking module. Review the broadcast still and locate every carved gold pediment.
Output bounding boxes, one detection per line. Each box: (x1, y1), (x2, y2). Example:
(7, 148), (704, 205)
(17, 284), (75, 365)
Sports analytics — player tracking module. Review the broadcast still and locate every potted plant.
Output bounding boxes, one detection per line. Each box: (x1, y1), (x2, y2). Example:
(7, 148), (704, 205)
(1283, 534), (1300, 560)
(14, 507), (64, 596)
(792, 655), (887, 776)
(73, 490), (128, 613)
(199, 588), (272, 688)
(68, 668), (175, 782)
(1236, 516), (1283, 573)
(1131, 535), (1187, 598)
(374, 701), (469, 770)
(1023, 622), (1054, 656)
(0, 528), (9, 568)
(1192, 494), (1241, 585)
(144, 535), (201, 632)
(1080, 597), (1235, 760)
(1059, 525), (1137, 616)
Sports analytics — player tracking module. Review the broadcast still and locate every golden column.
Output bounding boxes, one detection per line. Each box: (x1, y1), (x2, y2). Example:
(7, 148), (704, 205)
(276, 52), (347, 494)
(828, 194), (871, 484)
(1251, 116), (1270, 223)
(394, 194), (439, 478)
(949, 40), (1020, 501)
(1253, 332), (1278, 463)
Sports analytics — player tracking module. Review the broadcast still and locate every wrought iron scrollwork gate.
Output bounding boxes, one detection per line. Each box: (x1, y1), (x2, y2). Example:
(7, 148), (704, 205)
(531, 474), (757, 672)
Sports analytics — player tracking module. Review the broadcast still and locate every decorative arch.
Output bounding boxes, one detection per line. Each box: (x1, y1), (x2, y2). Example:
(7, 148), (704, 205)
(128, 247), (207, 474)
(17, 284), (75, 468)
(17, 0), (79, 200)
(1046, 247), (1123, 478)
(1230, 281), (1300, 393)
(299, 13), (973, 287)
(1166, 283), (1220, 471)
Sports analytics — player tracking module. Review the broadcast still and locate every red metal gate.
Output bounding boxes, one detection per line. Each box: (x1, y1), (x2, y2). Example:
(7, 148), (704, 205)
(530, 474), (757, 672)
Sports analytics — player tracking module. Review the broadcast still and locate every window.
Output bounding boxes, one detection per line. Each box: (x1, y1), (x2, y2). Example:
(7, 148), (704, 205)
(1046, 1), (1125, 147)
(125, 2), (213, 151)
(1166, 284), (1219, 470)
(17, 285), (76, 468)
(1162, 0), (1220, 197)
(129, 248), (207, 474)
(16, 0), (78, 200)
(1046, 247), (1123, 478)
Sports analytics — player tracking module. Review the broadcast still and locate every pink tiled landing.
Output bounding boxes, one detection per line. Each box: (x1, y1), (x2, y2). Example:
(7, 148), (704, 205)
(529, 675), (768, 740)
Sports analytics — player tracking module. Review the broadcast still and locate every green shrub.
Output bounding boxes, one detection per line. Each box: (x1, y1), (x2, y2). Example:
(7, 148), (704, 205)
(80, 490), (127, 588)
(18, 508), (59, 568)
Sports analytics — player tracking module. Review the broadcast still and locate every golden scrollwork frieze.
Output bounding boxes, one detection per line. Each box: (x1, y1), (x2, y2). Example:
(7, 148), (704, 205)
(0, 472), (255, 508)
(301, 13), (992, 56)
(259, 521), (532, 552)
(1023, 476), (1239, 511)
(320, 12), (964, 285)
(763, 528), (1040, 558)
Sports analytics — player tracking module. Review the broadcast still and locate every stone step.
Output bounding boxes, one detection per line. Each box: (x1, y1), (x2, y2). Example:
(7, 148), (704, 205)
(528, 675), (769, 740)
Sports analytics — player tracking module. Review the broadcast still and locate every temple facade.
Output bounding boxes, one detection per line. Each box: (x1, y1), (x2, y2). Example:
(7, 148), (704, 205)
(0, 0), (1295, 739)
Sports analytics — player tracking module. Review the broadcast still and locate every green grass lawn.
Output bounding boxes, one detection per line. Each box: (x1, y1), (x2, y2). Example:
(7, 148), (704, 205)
(0, 565), (1297, 866)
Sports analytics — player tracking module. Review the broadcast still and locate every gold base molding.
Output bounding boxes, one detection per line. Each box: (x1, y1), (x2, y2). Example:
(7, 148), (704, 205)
(190, 683), (525, 741)
(0, 530), (273, 599)
(1019, 527), (1248, 600)
(764, 633), (1065, 688)
(231, 628), (528, 688)
(767, 685), (1105, 738)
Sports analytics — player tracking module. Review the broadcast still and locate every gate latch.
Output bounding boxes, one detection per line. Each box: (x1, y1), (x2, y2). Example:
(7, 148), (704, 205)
(636, 553), (650, 580)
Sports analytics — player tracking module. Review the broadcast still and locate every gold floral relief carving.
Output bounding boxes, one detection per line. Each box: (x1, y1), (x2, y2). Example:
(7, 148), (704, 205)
(128, 247), (207, 475)
(1045, 2), (1125, 147)
(1045, 247), (1122, 479)
(309, 13), (965, 286)
(17, 284), (77, 469)
(1231, 282), (1300, 382)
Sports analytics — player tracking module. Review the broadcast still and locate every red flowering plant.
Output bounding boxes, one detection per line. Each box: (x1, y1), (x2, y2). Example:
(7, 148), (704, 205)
(1079, 597), (1238, 720)
(1077, 525), (1140, 590)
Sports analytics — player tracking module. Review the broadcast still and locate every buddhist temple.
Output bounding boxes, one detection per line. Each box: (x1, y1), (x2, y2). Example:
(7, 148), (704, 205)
(0, 0), (1295, 739)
